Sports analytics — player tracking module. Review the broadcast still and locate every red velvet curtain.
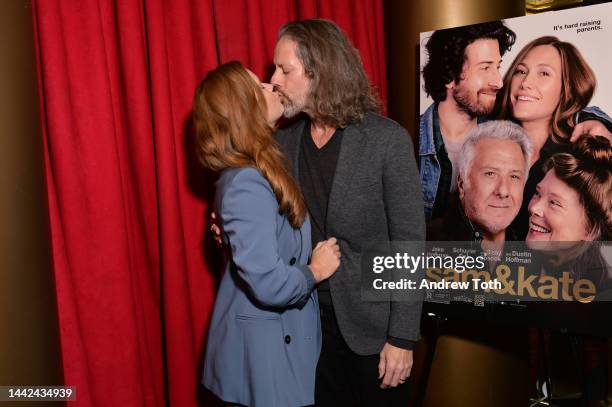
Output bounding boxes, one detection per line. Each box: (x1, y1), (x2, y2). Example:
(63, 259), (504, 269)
(32, 1), (386, 406)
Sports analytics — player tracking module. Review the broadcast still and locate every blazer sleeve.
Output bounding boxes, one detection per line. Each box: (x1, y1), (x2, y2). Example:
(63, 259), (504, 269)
(220, 168), (316, 308)
(382, 127), (426, 342)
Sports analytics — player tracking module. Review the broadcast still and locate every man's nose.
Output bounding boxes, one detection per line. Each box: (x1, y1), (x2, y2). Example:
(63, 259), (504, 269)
(495, 178), (510, 198)
(270, 70), (281, 88)
(490, 70), (503, 89)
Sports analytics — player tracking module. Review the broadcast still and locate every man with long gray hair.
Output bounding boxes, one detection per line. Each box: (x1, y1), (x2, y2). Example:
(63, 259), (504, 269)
(271, 19), (424, 406)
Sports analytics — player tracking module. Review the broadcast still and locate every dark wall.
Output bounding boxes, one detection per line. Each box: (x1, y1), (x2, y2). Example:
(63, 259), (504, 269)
(0, 0), (63, 391)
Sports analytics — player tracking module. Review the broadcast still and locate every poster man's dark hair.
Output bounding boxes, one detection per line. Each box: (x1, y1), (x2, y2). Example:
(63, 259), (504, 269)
(422, 21), (516, 102)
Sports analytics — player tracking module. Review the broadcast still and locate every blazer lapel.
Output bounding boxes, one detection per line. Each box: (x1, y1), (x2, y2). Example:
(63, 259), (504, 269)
(326, 124), (368, 226)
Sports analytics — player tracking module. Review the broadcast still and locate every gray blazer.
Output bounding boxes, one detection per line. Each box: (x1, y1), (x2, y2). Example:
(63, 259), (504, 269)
(202, 167), (320, 407)
(276, 112), (425, 355)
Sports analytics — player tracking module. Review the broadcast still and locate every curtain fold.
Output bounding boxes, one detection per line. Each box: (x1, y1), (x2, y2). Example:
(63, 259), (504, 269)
(32, 1), (387, 405)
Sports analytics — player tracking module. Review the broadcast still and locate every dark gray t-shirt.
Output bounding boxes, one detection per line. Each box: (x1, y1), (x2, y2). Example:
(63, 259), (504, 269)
(298, 123), (343, 291)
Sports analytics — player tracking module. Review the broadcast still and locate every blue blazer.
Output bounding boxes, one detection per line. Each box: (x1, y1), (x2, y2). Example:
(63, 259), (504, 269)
(202, 167), (320, 407)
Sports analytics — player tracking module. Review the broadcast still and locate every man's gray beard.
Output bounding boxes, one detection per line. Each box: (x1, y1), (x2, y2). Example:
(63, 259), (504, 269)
(480, 221), (506, 236)
(464, 200), (509, 237)
(279, 90), (311, 118)
(473, 217), (507, 237)
(453, 87), (494, 118)
(282, 102), (302, 118)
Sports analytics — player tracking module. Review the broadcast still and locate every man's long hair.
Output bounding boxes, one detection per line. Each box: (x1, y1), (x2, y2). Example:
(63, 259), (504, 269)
(279, 19), (381, 128)
(193, 61), (307, 228)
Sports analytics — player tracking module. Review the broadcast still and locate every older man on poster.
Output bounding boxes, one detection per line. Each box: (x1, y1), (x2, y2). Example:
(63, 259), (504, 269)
(428, 121), (531, 244)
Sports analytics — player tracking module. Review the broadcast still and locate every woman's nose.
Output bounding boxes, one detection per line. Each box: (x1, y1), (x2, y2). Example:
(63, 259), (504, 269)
(520, 73), (534, 90)
(529, 198), (544, 216)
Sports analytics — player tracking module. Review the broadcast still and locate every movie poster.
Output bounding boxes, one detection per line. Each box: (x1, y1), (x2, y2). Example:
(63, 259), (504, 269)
(414, 3), (612, 333)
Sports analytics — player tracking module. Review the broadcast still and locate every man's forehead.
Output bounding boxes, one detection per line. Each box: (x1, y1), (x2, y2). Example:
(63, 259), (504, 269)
(464, 38), (502, 63)
(477, 138), (524, 154)
(274, 37), (298, 62)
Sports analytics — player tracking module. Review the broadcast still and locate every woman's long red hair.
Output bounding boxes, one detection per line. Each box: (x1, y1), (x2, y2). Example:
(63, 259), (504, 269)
(193, 61), (307, 228)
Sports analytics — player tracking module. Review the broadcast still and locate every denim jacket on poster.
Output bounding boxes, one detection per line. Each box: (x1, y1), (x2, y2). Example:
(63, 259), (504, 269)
(418, 103), (612, 221)
(418, 103), (438, 221)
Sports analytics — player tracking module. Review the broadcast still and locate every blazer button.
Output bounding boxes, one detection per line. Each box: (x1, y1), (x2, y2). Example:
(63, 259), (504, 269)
(289, 257), (296, 265)
(284, 335), (291, 344)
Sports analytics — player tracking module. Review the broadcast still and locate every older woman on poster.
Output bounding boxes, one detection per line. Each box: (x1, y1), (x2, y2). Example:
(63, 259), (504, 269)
(494, 35), (612, 236)
(193, 61), (340, 407)
(526, 135), (611, 288)
(525, 135), (611, 405)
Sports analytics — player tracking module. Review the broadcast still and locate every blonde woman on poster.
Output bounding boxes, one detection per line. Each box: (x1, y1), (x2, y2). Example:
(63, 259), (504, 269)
(494, 36), (612, 237)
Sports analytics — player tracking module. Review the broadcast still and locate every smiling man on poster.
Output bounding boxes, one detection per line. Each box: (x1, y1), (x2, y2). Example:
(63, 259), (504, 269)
(427, 120), (531, 244)
(420, 21), (517, 220)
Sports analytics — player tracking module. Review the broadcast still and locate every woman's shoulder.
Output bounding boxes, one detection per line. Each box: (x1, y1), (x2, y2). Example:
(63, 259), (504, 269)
(217, 167), (275, 204)
(219, 166), (263, 184)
